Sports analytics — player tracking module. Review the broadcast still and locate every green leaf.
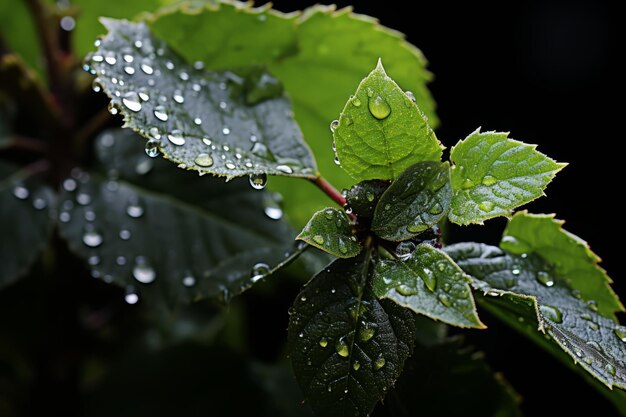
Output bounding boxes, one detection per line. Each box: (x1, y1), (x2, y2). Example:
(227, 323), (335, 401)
(501, 212), (623, 318)
(333, 60), (442, 182)
(88, 19), (316, 180)
(374, 338), (522, 417)
(345, 180), (389, 220)
(58, 129), (299, 305)
(371, 161), (451, 241)
(296, 207), (361, 258)
(372, 244), (484, 329)
(447, 242), (626, 390)
(288, 251), (416, 417)
(147, 1), (438, 226)
(0, 0), (44, 76)
(0, 162), (55, 289)
(448, 129), (565, 225)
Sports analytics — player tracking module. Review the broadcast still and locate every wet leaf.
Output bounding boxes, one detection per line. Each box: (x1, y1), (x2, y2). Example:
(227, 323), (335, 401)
(371, 161), (451, 241)
(288, 251), (415, 417)
(296, 207), (361, 258)
(57, 129), (299, 306)
(88, 19), (316, 180)
(372, 244), (484, 328)
(449, 129), (565, 225)
(333, 61), (442, 182)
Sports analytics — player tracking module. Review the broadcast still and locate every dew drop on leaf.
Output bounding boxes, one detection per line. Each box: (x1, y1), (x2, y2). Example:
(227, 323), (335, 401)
(351, 96), (361, 107)
(395, 241), (415, 260)
(536, 271), (554, 287)
(359, 326), (375, 342)
(167, 130), (185, 146)
(374, 356), (386, 370)
(194, 153), (214, 167)
(153, 106), (168, 121)
(124, 288), (139, 304)
(368, 95), (391, 120)
(122, 92), (142, 112)
(404, 90), (416, 103)
(437, 293), (452, 307)
(614, 326), (626, 342)
(352, 360), (361, 371)
(182, 273), (196, 287)
(461, 178), (474, 189)
(478, 201), (494, 212)
(12, 185), (29, 200)
(329, 119), (339, 132)
(482, 175), (497, 186)
(126, 203), (144, 218)
(335, 338), (349, 357)
(276, 165), (293, 174)
(396, 284), (417, 296)
(319, 338), (328, 348)
(82, 230), (103, 248)
(421, 267), (436, 292)
(539, 304), (563, 323)
(249, 173), (268, 190)
(251, 263), (270, 282)
(312, 235), (325, 245)
(605, 363), (617, 376)
(133, 259), (156, 284)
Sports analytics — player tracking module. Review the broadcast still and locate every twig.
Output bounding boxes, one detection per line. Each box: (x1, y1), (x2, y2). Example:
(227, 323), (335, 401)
(10, 135), (49, 153)
(25, 0), (62, 89)
(310, 176), (347, 207)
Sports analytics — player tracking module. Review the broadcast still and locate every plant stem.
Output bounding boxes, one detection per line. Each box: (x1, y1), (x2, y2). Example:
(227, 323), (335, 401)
(310, 176), (346, 207)
(74, 107), (113, 149)
(11, 135), (49, 153)
(25, 0), (62, 90)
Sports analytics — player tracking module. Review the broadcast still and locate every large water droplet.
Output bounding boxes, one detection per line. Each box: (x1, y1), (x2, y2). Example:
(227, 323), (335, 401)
(329, 119), (339, 132)
(335, 338), (349, 357)
(264, 206), (283, 220)
(478, 201), (494, 212)
(276, 165), (293, 174)
(395, 241), (415, 260)
(125, 290), (139, 305)
(396, 284), (417, 296)
(374, 355), (386, 370)
(141, 62), (154, 75)
(482, 175), (497, 186)
(154, 106), (168, 121)
(249, 173), (267, 190)
(194, 153), (213, 167)
(437, 293), (452, 307)
(421, 268), (436, 292)
(359, 325), (375, 342)
(173, 90), (184, 103)
(83, 230), (103, 247)
(351, 96), (361, 107)
(368, 95), (391, 119)
(539, 304), (563, 323)
(251, 263), (270, 282)
(124, 66), (135, 75)
(122, 92), (142, 112)
(133, 260), (156, 284)
(536, 271), (554, 287)
(319, 338), (328, 348)
(145, 139), (160, 158)
(167, 130), (185, 146)
(312, 235), (325, 245)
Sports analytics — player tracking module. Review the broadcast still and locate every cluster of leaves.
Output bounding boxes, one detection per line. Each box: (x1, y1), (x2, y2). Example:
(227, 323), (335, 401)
(1, 0), (626, 416)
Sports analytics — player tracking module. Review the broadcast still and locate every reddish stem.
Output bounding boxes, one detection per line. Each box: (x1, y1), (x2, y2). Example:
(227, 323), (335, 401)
(310, 176), (346, 207)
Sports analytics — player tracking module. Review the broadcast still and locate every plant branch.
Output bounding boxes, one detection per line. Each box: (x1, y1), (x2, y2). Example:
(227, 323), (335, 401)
(10, 135), (49, 154)
(310, 176), (347, 207)
(74, 107), (113, 147)
(25, 0), (62, 89)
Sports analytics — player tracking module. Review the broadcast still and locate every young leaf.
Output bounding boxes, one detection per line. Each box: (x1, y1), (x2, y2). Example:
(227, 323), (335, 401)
(372, 244), (484, 328)
(0, 162), (55, 289)
(58, 129), (298, 305)
(345, 180), (389, 220)
(446, 242), (626, 390)
(374, 338), (522, 417)
(147, 2), (438, 226)
(332, 60), (443, 182)
(296, 207), (361, 258)
(501, 212), (623, 318)
(88, 19), (316, 180)
(288, 251), (416, 417)
(371, 161), (451, 241)
(449, 129), (565, 225)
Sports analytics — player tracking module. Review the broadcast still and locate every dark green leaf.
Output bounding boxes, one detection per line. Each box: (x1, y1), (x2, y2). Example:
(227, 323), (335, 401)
(288, 251), (416, 417)
(88, 19), (316, 180)
(372, 244), (484, 328)
(374, 338), (522, 417)
(333, 60), (442, 182)
(501, 212), (623, 318)
(58, 129), (298, 305)
(447, 242), (626, 390)
(0, 162), (55, 289)
(449, 129), (565, 225)
(371, 161), (451, 241)
(147, 2), (438, 226)
(345, 180), (389, 220)
(296, 207), (361, 258)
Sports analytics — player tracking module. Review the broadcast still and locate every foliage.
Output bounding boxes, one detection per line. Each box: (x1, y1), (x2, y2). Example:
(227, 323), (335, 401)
(0, 1), (623, 416)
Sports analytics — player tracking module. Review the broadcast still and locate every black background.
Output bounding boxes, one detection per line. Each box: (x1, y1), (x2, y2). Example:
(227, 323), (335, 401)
(261, 1), (621, 415)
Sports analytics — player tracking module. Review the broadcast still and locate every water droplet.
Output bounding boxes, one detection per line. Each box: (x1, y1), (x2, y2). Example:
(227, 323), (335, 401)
(88, 255), (100, 266)
(194, 153), (214, 167)
(167, 130), (185, 146)
(614, 326), (626, 342)
(125, 290), (139, 305)
(12, 185), (29, 200)
(144, 139), (160, 158)
(461, 178), (474, 189)
(351, 96), (361, 107)
(225, 162), (236, 170)
(264, 206), (283, 220)
(122, 92), (142, 112)
(319, 338), (328, 348)
(194, 117), (202, 125)
(133, 260), (156, 284)
(478, 201), (494, 212)
(395, 241), (415, 260)
(539, 304), (563, 323)
(605, 363), (617, 376)
(396, 284), (417, 296)
(429, 202), (443, 215)
(104, 54), (116, 65)
(421, 268), (436, 292)
(335, 338), (349, 357)
(222, 127), (231, 135)
(83, 230), (103, 248)
(251, 263), (270, 282)
(124, 66), (135, 75)
(116, 256), (127, 266)
(276, 165), (293, 174)
(365, 192), (375, 202)
(154, 106), (168, 121)
(140, 63), (154, 74)
(482, 175), (497, 186)
(587, 300), (599, 312)
(359, 326), (375, 342)
(586, 341), (602, 351)
(126, 203), (144, 218)
(312, 235), (325, 245)
(330, 119), (339, 132)
(182, 274), (196, 287)
(536, 271), (554, 287)
(404, 90), (416, 102)
(59, 212), (71, 222)
(511, 267), (520, 275)
(437, 293), (452, 307)
(368, 95), (391, 119)
(119, 229), (131, 240)
(249, 173), (267, 190)
(583, 357), (593, 365)
(179, 71), (189, 81)
(374, 356), (386, 370)
(352, 361), (361, 371)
